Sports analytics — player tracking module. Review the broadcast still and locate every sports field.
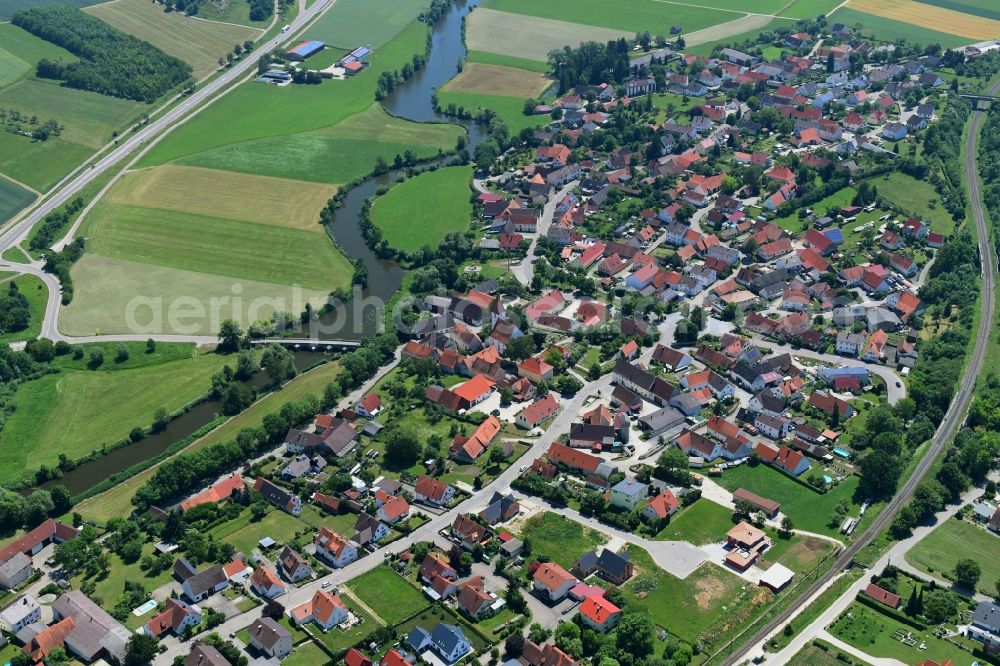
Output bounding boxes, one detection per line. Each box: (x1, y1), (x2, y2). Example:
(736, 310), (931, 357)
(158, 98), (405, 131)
(0, 342), (230, 486)
(303, 0), (427, 48)
(831, 7), (977, 47)
(175, 104), (463, 184)
(139, 21), (428, 165)
(845, 0), (1000, 39)
(0, 176), (36, 225)
(370, 166), (473, 253)
(442, 63), (551, 97)
(481, 0), (763, 32)
(904, 518), (1000, 596)
(467, 8), (632, 61)
(86, 0), (262, 79)
(0, 272), (47, 343)
(108, 165), (337, 230)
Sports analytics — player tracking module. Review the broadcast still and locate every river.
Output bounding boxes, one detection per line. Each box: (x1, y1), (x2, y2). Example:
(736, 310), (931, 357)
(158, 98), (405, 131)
(36, 0), (482, 497)
(315, 0), (486, 339)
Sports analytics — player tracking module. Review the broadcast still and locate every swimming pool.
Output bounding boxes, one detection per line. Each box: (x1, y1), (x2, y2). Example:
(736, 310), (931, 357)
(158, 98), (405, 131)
(132, 598), (157, 616)
(823, 475), (833, 484)
(832, 447), (851, 458)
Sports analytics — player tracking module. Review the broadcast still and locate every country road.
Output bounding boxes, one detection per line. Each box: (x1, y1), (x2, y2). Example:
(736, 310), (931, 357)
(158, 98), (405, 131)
(0, 0), (341, 343)
(721, 81), (1000, 665)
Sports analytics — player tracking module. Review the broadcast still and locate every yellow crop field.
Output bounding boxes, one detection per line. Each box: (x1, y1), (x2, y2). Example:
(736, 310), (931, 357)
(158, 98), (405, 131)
(846, 0), (1000, 40)
(108, 165), (337, 231)
(443, 63), (552, 97)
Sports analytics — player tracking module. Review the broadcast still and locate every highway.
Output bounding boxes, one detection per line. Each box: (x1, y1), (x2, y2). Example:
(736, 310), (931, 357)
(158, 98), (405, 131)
(721, 81), (1000, 665)
(0, 0), (339, 342)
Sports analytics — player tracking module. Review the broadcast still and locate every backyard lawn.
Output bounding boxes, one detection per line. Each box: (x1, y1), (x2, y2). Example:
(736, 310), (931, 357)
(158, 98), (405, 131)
(370, 166), (473, 253)
(789, 639), (873, 666)
(904, 517), (1000, 596)
(310, 598), (377, 653)
(655, 499), (734, 545)
(517, 511), (607, 570)
(282, 641), (329, 666)
(72, 542), (176, 610)
(829, 601), (972, 665)
(872, 171), (959, 236)
(209, 507), (311, 555)
(715, 464), (862, 537)
(345, 566), (430, 626)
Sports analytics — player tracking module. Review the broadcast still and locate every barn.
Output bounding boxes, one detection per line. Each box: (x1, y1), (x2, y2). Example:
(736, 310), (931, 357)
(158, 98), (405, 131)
(287, 40), (325, 61)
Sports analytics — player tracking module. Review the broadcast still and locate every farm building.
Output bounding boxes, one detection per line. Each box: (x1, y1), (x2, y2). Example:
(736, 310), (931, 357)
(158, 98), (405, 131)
(337, 44), (373, 74)
(287, 40), (325, 61)
(257, 69), (292, 84)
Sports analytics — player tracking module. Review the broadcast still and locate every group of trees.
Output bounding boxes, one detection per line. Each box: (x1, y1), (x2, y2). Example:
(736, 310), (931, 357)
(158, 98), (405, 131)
(0, 108), (62, 141)
(548, 39), (633, 93)
(13, 6), (192, 102)
(42, 237), (85, 304)
(0, 486), (73, 534)
(922, 97), (971, 221)
(29, 195), (84, 251)
(0, 281), (33, 334)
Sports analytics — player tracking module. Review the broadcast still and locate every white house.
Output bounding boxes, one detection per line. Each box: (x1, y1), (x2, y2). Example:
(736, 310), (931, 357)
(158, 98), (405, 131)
(0, 595), (40, 633)
(314, 528), (359, 568)
(610, 479), (648, 510)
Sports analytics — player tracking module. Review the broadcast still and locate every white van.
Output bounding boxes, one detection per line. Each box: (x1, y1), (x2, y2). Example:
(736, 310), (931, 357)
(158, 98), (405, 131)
(281, 24), (290, 32)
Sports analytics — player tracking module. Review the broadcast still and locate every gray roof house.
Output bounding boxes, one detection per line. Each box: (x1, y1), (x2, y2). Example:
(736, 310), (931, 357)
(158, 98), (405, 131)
(248, 617), (292, 659)
(638, 406), (686, 437)
(186, 642), (232, 666)
(968, 601), (1000, 652)
(52, 590), (131, 664)
(182, 565), (229, 602)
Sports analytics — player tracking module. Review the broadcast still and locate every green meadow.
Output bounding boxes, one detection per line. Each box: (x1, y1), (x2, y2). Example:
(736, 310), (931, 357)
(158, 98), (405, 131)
(371, 166), (473, 252)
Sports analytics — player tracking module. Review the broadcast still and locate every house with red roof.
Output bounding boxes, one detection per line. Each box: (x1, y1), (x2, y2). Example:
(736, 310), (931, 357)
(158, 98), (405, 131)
(291, 590), (350, 631)
(766, 165), (796, 183)
(890, 252), (916, 277)
(355, 392), (381, 418)
(180, 475), (246, 512)
(143, 599), (202, 638)
(619, 340), (639, 361)
(249, 566), (286, 599)
(755, 443), (810, 476)
(579, 595), (621, 632)
(376, 495), (409, 524)
(863, 582), (901, 609)
(642, 491), (679, 522)
(516, 394), (561, 430)
(804, 228), (836, 255)
(451, 415), (501, 463)
(519, 356), (555, 384)
(452, 374), (496, 408)
(532, 562), (577, 602)
(414, 476), (455, 507)
(808, 391), (855, 419)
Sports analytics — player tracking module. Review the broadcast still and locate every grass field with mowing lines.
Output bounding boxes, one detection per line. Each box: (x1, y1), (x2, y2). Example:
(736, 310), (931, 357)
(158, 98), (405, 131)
(176, 104), (462, 184)
(845, 0), (1000, 39)
(86, 0), (261, 79)
(782, 0), (845, 18)
(0, 132), (94, 194)
(87, 202), (351, 290)
(371, 166), (472, 253)
(904, 518), (1000, 596)
(139, 21), (427, 165)
(0, 343), (230, 486)
(830, 7), (971, 47)
(303, 0), (427, 48)
(0, 176), (35, 225)
(61, 253), (334, 335)
(0, 47), (31, 89)
(73, 360), (341, 522)
(655, 498), (734, 545)
(436, 90), (546, 133)
(467, 8), (632, 61)
(109, 165), (337, 230)
(0, 23), (76, 67)
(443, 63), (551, 97)
(466, 50), (551, 73)
(0, 272), (47, 343)
(346, 567), (430, 625)
(916, 0), (1000, 20)
(481, 0), (757, 32)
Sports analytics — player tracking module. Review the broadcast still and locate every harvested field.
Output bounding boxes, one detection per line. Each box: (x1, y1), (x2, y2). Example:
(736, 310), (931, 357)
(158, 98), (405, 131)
(62, 254), (333, 335)
(916, 0), (1000, 21)
(467, 8), (631, 61)
(108, 166), (336, 231)
(831, 7), (970, 47)
(845, 0), (1000, 39)
(86, 0), (262, 79)
(442, 63), (551, 97)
